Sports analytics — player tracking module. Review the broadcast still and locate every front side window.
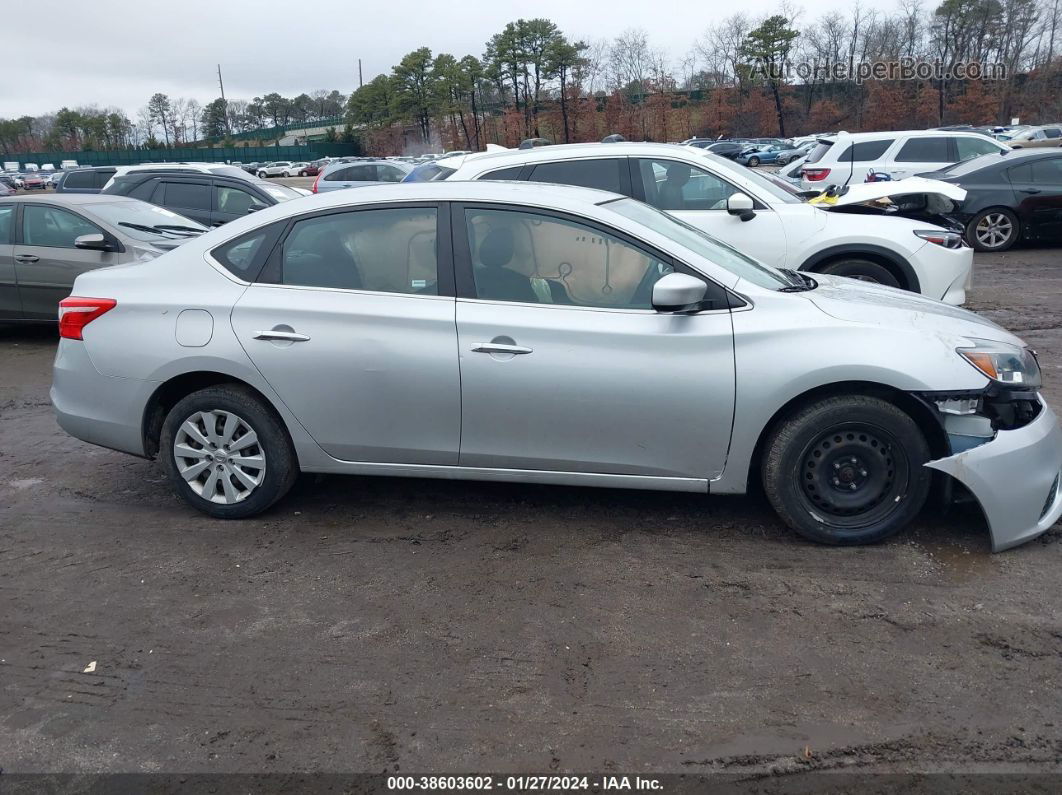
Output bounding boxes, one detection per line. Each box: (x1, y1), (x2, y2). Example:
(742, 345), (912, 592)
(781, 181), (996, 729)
(216, 185), (268, 215)
(22, 205), (100, 248)
(896, 137), (951, 162)
(956, 136), (1001, 161)
(527, 159), (623, 193)
(163, 181), (211, 211)
(637, 159), (738, 211)
(275, 208), (438, 295)
(464, 208), (675, 310)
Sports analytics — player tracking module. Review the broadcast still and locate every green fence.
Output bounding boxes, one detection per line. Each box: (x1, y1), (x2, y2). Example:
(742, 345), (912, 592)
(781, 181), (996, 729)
(3, 143), (361, 168)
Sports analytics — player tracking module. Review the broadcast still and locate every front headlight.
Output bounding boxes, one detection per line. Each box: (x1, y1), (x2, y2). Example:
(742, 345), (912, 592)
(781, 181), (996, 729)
(958, 339), (1041, 388)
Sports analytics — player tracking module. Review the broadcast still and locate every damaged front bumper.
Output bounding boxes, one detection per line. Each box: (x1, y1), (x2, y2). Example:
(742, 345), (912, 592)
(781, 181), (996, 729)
(926, 396), (1062, 551)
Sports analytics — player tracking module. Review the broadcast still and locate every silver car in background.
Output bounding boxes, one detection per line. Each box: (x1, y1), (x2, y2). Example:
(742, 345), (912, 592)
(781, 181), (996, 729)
(311, 159), (413, 193)
(51, 181), (1061, 552)
(1, 194), (205, 322)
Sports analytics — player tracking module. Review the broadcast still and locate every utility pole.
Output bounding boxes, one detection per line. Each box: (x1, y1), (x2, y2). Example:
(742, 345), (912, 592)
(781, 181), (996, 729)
(217, 64), (230, 135)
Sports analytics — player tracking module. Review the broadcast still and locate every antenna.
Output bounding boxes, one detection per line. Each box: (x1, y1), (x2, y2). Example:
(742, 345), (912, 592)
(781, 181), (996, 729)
(358, 58), (364, 88)
(841, 134), (856, 190)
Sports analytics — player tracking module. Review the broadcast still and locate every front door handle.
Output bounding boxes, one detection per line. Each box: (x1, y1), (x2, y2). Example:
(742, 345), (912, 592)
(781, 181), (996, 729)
(254, 329), (310, 342)
(1019, 188), (1041, 194)
(14, 254), (39, 263)
(471, 342), (533, 355)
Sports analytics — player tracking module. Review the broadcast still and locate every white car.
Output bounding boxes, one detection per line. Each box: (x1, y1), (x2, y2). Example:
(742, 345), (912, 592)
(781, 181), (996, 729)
(800, 130), (1007, 190)
(257, 162), (297, 178)
(441, 143), (973, 305)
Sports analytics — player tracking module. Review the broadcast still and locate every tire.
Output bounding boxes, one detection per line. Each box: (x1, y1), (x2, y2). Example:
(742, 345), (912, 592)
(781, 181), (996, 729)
(257, 171), (268, 179)
(159, 384), (298, 519)
(762, 395), (931, 546)
(282, 171), (290, 178)
(818, 258), (901, 288)
(966, 208), (1019, 252)
(299, 170), (307, 177)
(747, 156), (760, 167)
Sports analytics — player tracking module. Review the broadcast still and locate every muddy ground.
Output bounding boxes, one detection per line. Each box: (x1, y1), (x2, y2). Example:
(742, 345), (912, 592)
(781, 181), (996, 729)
(1, 245), (1061, 779)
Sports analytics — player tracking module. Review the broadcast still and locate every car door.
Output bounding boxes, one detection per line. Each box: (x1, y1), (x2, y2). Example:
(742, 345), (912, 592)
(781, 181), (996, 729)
(229, 203), (461, 464)
(1010, 158), (1062, 240)
(14, 202), (118, 319)
(889, 136), (954, 179)
(155, 179), (213, 226)
(0, 203), (19, 319)
(631, 157), (788, 267)
(212, 181), (269, 225)
(452, 203), (735, 479)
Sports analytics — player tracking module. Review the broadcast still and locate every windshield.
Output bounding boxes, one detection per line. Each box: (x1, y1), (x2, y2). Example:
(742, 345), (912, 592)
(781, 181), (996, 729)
(250, 181), (300, 201)
(89, 201), (207, 242)
(403, 162), (457, 182)
(933, 151), (1008, 176)
(605, 198), (791, 290)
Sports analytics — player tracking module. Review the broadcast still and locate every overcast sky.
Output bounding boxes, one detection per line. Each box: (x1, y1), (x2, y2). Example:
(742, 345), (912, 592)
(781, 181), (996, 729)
(6, 0), (873, 118)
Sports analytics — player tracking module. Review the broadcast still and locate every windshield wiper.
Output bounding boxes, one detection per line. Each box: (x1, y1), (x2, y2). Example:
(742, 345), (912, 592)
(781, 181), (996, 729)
(118, 221), (199, 237)
(154, 224), (205, 234)
(777, 269), (817, 292)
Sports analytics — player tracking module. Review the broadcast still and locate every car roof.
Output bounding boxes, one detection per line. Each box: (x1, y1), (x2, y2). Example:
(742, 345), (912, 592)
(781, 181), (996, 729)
(0, 193), (138, 206)
(442, 141), (710, 170)
(820, 129), (997, 142)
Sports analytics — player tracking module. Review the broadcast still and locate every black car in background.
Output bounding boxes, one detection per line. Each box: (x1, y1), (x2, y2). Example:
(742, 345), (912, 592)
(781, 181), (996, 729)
(101, 170), (302, 227)
(920, 148), (1062, 251)
(54, 167), (118, 194)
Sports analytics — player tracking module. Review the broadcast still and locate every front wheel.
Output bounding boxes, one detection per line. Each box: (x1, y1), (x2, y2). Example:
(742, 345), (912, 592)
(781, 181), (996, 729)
(967, 208), (1019, 252)
(159, 385), (298, 518)
(818, 258), (901, 288)
(257, 171), (268, 178)
(762, 395), (931, 546)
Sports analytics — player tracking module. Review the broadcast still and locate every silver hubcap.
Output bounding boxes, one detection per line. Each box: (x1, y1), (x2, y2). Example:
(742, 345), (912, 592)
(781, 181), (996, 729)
(174, 410), (266, 504)
(975, 213), (1013, 248)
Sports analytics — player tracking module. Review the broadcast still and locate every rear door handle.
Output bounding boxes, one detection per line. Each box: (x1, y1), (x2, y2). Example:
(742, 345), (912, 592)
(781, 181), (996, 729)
(254, 329), (310, 342)
(1019, 188), (1041, 194)
(471, 342), (533, 355)
(14, 254), (39, 263)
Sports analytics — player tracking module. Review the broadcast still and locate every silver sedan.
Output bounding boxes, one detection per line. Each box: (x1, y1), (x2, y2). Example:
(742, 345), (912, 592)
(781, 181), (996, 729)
(51, 181), (1061, 551)
(1, 194), (205, 322)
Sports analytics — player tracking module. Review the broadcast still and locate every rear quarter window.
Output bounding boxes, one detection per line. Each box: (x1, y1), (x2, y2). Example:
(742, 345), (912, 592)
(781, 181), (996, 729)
(211, 223), (284, 281)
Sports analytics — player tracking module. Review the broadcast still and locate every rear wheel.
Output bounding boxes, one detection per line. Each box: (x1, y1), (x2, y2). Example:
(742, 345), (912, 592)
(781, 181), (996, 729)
(747, 156), (760, 167)
(818, 258), (901, 288)
(967, 208), (1019, 252)
(762, 395), (931, 546)
(159, 385), (298, 518)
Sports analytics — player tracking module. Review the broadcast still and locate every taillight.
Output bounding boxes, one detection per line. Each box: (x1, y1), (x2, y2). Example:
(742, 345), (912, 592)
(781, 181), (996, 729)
(803, 168), (831, 182)
(311, 172), (322, 193)
(58, 297), (116, 340)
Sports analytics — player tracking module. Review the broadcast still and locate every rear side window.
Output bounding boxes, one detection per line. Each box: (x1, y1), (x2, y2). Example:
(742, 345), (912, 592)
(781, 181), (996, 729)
(1045, 128), (1062, 139)
(403, 163), (456, 182)
(895, 137), (951, 162)
(804, 142), (832, 164)
(1031, 158), (1062, 183)
(480, 165), (524, 180)
(163, 181), (210, 211)
(836, 139), (893, 162)
(128, 178), (159, 201)
(271, 207), (438, 295)
(527, 159), (623, 193)
(211, 224), (283, 280)
(63, 170), (95, 189)
(327, 165), (376, 182)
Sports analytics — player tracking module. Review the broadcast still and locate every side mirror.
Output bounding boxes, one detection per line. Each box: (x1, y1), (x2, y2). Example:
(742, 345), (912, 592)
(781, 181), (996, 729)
(652, 273), (708, 312)
(74, 233), (111, 251)
(727, 192), (756, 222)
(246, 206), (261, 213)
